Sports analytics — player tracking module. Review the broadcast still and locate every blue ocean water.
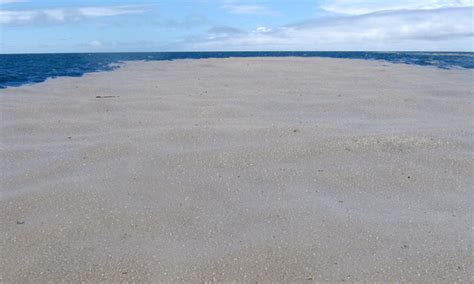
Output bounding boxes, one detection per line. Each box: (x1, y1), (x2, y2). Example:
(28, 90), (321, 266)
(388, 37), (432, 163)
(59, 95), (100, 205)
(0, 51), (473, 89)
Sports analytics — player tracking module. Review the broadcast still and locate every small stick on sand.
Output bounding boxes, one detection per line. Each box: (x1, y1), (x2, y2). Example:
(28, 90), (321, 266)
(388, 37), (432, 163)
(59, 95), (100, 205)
(96, 95), (119, 98)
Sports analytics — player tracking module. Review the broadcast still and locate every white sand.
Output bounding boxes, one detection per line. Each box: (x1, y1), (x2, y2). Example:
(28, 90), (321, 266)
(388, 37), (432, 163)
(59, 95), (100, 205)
(0, 57), (472, 282)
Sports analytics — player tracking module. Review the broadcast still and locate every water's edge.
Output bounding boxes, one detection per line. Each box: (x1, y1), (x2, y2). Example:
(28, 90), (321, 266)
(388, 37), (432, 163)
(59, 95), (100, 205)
(1, 51), (473, 89)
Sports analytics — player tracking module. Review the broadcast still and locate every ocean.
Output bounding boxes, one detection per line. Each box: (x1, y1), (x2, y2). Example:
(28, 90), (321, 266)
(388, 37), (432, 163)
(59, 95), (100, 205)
(0, 51), (473, 89)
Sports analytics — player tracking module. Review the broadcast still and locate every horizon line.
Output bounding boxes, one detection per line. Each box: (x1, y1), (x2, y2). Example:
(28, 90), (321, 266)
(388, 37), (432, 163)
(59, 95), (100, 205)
(1, 50), (473, 55)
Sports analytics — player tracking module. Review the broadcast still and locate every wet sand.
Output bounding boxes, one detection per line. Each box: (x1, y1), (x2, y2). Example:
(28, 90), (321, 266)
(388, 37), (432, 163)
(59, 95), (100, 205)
(0, 57), (472, 282)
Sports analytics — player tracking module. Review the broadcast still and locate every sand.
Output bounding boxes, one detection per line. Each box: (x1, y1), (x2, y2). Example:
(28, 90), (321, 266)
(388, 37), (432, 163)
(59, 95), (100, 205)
(0, 57), (472, 282)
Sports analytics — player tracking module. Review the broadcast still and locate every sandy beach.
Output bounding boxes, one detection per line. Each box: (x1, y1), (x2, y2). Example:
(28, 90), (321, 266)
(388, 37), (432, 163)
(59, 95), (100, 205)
(0, 57), (472, 282)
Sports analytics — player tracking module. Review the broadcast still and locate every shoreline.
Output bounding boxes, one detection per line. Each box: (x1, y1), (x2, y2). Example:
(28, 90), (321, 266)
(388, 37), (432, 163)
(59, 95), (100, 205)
(1, 53), (472, 90)
(1, 57), (472, 282)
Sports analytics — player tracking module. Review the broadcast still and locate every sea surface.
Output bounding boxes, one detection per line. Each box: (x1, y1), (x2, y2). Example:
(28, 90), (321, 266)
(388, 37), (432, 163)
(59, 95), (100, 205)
(0, 51), (473, 88)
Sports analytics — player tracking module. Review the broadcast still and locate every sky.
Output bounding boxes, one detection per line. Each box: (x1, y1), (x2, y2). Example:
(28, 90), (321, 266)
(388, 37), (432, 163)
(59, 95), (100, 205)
(0, 0), (473, 53)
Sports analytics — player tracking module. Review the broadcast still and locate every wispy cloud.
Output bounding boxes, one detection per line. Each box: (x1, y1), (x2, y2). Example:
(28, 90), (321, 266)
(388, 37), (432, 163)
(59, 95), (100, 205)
(185, 7), (474, 51)
(0, 5), (150, 25)
(322, 0), (474, 15)
(162, 14), (211, 29)
(207, 26), (242, 35)
(221, 0), (276, 15)
(0, 0), (26, 4)
(223, 4), (268, 14)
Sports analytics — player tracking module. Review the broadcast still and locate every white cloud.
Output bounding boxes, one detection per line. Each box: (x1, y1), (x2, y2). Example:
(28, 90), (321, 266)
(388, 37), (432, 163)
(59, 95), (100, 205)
(89, 40), (103, 48)
(322, 0), (474, 15)
(0, 5), (150, 25)
(254, 26), (272, 33)
(185, 7), (474, 51)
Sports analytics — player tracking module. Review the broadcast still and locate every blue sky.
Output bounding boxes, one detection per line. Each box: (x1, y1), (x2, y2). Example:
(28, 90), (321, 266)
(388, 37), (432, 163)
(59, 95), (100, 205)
(0, 0), (473, 53)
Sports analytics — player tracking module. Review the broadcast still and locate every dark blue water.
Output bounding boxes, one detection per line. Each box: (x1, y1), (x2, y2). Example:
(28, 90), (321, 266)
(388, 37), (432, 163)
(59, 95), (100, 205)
(1, 51), (473, 89)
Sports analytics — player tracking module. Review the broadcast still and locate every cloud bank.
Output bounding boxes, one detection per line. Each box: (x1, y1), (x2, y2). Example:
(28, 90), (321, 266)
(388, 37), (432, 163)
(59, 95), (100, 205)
(322, 0), (474, 14)
(185, 6), (474, 51)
